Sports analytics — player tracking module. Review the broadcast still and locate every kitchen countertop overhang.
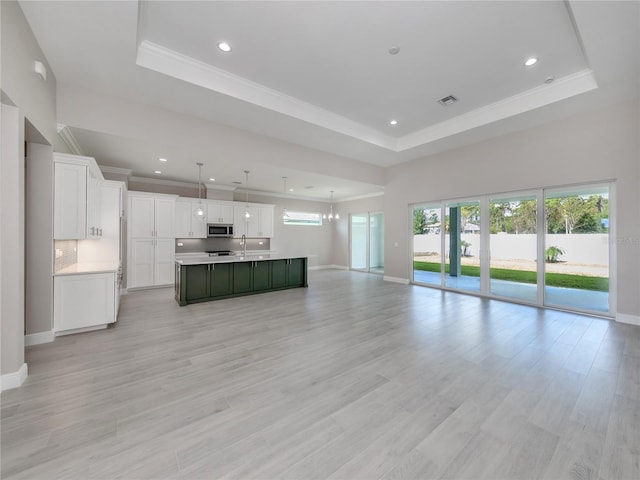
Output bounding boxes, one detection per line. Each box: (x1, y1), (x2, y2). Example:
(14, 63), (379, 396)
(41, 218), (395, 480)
(54, 261), (121, 276)
(175, 253), (307, 266)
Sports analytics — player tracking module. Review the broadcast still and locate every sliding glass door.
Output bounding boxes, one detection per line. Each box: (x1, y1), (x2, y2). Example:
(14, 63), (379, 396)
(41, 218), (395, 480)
(489, 194), (538, 302)
(411, 182), (613, 316)
(413, 205), (442, 285)
(350, 212), (384, 274)
(544, 185), (610, 313)
(445, 200), (481, 292)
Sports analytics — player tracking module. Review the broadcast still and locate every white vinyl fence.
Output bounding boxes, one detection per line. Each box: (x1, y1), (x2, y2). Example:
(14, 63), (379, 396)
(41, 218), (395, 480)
(414, 233), (609, 265)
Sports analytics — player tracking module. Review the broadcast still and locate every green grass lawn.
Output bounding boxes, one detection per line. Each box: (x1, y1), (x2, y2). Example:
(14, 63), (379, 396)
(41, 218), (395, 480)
(413, 261), (608, 292)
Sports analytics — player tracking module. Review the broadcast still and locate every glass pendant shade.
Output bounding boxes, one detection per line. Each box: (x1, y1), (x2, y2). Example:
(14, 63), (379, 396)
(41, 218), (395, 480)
(326, 191), (339, 222)
(282, 176), (289, 219)
(195, 162), (205, 217)
(244, 170), (251, 219)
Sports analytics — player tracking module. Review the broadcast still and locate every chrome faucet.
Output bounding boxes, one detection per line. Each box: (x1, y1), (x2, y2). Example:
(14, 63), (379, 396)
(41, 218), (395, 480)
(240, 234), (247, 256)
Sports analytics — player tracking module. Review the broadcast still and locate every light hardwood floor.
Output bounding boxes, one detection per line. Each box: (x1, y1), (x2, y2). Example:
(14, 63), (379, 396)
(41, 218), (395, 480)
(2, 269), (639, 479)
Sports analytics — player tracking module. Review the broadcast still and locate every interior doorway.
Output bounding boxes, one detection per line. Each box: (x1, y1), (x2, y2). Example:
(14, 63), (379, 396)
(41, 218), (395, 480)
(350, 212), (384, 274)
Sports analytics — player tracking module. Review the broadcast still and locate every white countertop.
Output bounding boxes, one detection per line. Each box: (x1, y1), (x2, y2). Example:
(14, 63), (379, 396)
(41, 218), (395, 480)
(175, 253), (307, 266)
(54, 261), (120, 276)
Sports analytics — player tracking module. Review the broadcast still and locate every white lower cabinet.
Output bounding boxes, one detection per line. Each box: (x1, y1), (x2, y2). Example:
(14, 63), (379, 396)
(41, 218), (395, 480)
(54, 272), (117, 334)
(129, 238), (175, 288)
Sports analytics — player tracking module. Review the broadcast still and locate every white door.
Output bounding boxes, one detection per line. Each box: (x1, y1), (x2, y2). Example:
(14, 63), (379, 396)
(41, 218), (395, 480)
(191, 202), (208, 238)
(219, 204), (234, 224)
(155, 238), (175, 285)
(154, 198), (175, 238)
(129, 238), (155, 288)
(54, 273), (115, 331)
(129, 196), (155, 238)
(175, 200), (192, 238)
(258, 206), (274, 237)
(233, 206), (248, 237)
(54, 162), (87, 239)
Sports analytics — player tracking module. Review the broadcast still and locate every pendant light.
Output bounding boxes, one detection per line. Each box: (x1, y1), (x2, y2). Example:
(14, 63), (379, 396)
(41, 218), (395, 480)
(323, 190), (339, 222)
(282, 176), (289, 219)
(195, 162), (205, 217)
(243, 170), (251, 219)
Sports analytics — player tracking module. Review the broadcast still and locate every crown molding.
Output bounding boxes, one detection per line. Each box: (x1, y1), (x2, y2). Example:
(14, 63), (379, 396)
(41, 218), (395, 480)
(56, 124), (84, 155)
(398, 69), (598, 151)
(205, 183), (237, 192)
(99, 165), (133, 176)
(129, 175), (200, 188)
(136, 40), (398, 151)
(234, 187), (334, 203)
(336, 191), (385, 203)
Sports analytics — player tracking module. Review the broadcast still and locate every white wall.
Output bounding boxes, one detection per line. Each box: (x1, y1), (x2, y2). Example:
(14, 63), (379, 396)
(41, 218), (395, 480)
(333, 195), (385, 268)
(1, 103), (26, 379)
(235, 193), (333, 267)
(0, 1), (56, 142)
(25, 142), (55, 336)
(1, 0), (57, 384)
(384, 101), (640, 318)
(57, 85), (386, 187)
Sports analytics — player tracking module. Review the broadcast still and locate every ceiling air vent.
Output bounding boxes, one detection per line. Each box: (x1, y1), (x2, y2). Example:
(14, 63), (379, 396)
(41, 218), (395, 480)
(438, 95), (458, 106)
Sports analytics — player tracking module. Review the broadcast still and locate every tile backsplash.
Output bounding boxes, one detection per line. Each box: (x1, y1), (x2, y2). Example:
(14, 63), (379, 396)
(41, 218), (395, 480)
(54, 240), (78, 273)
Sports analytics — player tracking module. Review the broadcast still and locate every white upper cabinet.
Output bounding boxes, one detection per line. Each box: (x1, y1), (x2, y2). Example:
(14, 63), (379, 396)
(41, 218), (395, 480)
(129, 196), (156, 238)
(155, 198), (177, 238)
(127, 192), (177, 289)
(129, 193), (176, 239)
(233, 204), (274, 238)
(175, 199), (207, 238)
(53, 153), (104, 240)
(207, 201), (234, 224)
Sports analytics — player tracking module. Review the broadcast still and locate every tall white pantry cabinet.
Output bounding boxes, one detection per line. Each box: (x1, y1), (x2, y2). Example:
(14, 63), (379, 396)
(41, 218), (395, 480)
(127, 192), (177, 288)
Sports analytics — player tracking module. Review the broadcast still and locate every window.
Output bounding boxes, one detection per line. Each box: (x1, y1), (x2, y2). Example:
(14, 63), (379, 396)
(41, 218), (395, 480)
(283, 211), (323, 226)
(411, 181), (614, 316)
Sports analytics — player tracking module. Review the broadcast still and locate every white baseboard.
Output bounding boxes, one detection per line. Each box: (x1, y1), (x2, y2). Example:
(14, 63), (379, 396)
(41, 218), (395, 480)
(383, 276), (410, 285)
(616, 313), (640, 326)
(55, 324), (108, 336)
(309, 265), (349, 271)
(24, 330), (55, 346)
(1, 363), (28, 391)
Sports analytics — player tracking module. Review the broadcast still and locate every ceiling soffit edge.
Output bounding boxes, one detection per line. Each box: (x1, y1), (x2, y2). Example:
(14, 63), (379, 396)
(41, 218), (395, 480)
(398, 69), (598, 151)
(136, 40), (398, 151)
(136, 40), (597, 157)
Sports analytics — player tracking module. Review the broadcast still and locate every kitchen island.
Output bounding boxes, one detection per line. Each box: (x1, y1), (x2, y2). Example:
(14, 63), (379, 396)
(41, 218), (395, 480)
(174, 253), (308, 306)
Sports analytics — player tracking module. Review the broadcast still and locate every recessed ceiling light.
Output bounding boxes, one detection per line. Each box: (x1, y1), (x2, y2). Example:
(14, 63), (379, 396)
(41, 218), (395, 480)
(154, 170), (162, 174)
(158, 157), (167, 162)
(209, 177), (215, 182)
(289, 188), (294, 192)
(388, 46), (400, 55)
(544, 76), (555, 84)
(218, 42), (232, 53)
(390, 119), (398, 126)
(524, 57), (538, 67)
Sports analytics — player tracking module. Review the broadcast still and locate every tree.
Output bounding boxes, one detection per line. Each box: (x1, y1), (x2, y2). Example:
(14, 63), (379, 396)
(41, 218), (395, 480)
(460, 204), (480, 231)
(413, 208), (427, 235)
(511, 199), (537, 234)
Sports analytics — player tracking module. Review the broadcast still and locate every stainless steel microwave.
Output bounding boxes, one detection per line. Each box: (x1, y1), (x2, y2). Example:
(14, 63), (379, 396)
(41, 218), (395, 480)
(207, 224), (234, 237)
